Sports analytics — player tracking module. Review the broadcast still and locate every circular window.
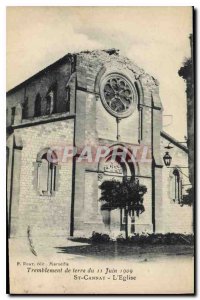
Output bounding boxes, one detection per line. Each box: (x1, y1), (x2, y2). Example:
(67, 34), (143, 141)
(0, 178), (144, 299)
(100, 74), (136, 118)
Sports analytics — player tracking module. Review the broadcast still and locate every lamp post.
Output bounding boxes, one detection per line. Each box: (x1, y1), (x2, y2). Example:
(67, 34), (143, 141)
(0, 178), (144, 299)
(163, 141), (188, 168)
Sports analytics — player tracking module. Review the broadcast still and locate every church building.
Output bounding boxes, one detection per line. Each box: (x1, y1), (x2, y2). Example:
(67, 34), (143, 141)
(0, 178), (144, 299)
(6, 49), (193, 238)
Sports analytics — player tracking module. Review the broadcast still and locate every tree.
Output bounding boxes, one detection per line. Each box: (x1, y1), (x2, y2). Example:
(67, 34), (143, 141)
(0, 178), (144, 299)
(99, 177), (147, 239)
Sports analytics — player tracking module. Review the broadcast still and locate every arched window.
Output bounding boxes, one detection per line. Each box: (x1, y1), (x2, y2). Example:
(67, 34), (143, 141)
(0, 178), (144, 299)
(46, 82), (57, 115)
(46, 91), (54, 115)
(172, 169), (182, 203)
(35, 93), (41, 117)
(37, 149), (58, 196)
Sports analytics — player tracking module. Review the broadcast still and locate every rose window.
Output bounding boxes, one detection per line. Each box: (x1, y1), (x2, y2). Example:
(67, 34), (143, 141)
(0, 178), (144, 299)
(100, 74), (136, 118)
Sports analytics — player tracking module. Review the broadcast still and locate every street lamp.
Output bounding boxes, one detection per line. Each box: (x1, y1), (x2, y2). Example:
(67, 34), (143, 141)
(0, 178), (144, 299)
(163, 140), (187, 167)
(163, 151), (172, 166)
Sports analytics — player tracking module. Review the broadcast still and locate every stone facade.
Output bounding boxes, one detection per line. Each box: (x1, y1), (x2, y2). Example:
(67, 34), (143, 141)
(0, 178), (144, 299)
(160, 132), (193, 233)
(7, 118), (74, 237)
(7, 49), (193, 238)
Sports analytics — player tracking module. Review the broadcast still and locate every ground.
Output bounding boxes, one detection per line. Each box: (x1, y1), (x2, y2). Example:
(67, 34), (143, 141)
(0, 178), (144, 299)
(8, 237), (194, 294)
(9, 236), (194, 260)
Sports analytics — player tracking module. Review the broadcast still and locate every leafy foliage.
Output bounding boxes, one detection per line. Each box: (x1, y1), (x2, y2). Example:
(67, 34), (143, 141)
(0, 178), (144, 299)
(99, 177), (147, 239)
(178, 57), (192, 80)
(99, 178), (147, 217)
(90, 232), (110, 243)
(116, 233), (194, 245)
(69, 233), (194, 246)
(180, 187), (193, 206)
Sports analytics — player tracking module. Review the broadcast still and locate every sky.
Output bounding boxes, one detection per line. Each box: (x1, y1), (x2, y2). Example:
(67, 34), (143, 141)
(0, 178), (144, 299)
(6, 6), (192, 141)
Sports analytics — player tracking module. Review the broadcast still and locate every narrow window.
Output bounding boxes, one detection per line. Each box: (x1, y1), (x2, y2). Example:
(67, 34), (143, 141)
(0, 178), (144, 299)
(46, 91), (54, 115)
(138, 106), (143, 142)
(11, 107), (16, 125)
(37, 151), (57, 196)
(22, 97), (28, 119)
(39, 157), (49, 194)
(35, 93), (41, 117)
(172, 169), (181, 203)
(46, 83), (57, 115)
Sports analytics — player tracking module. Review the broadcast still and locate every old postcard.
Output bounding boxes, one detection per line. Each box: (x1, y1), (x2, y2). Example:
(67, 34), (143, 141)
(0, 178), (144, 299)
(6, 6), (194, 294)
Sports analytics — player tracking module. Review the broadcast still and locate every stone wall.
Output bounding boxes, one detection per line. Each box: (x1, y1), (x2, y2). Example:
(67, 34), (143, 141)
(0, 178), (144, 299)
(9, 119), (74, 237)
(160, 135), (193, 233)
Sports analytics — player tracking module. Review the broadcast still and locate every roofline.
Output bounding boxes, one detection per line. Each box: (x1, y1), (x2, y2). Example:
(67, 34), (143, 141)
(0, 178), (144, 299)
(6, 53), (74, 95)
(160, 131), (188, 153)
(6, 48), (121, 96)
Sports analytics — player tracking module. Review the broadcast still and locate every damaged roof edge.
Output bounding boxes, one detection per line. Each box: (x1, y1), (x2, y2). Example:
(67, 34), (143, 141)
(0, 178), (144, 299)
(7, 48), (160, 96)
(6, 49), (120, 96)
(6, 53), (74, 95)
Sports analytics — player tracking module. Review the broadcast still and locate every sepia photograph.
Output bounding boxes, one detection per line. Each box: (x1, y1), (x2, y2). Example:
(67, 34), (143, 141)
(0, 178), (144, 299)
(6, 6), (195, 295)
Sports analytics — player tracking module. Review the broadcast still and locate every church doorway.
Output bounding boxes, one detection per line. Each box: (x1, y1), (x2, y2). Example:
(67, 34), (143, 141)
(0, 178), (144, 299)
(98, 146), (136, 237)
